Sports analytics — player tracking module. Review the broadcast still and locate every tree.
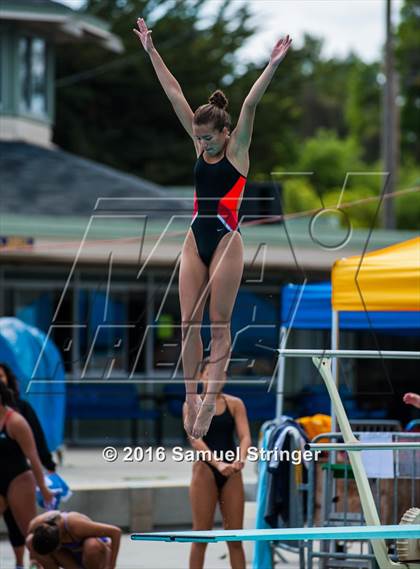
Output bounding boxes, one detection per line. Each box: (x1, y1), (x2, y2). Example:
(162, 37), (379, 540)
(396, 0), (420, 162)
(345, 61), (382, 163)
(280, 36), (365, 143)
(292, 129), (363, 197)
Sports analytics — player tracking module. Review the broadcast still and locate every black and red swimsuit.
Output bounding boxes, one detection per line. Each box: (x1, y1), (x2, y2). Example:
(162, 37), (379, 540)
(191, 151), (247, 267)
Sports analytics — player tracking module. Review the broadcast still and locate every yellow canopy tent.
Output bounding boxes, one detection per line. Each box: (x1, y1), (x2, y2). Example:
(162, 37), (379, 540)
(328, 237), (420, 426)
(332, 237), (420, 312)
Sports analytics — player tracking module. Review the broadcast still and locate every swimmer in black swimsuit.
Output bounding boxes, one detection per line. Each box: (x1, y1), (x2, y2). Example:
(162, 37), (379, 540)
(191, 143), (246, 267)
(0, 381), (54, 568)
(0, 363), (57, 569)
(183, 360), (251, 569)
(134, 18), (292, 438)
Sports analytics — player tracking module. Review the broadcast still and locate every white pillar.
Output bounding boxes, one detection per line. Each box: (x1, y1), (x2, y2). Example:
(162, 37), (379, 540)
(276, 325), (287, 419)
(331, 310), (339, 432)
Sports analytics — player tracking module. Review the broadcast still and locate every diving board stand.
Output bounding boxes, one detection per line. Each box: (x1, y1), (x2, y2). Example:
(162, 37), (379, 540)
(311, 353), (419, 569)
(131, 524), (420, 543)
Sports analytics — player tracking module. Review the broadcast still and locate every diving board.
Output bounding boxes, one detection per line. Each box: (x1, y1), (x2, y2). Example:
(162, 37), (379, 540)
(131, 524), (420, 543)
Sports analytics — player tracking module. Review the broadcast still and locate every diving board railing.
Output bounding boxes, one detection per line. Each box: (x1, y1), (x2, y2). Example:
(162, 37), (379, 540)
(307, 442), (420, 451)
(277, 349), (420, 359)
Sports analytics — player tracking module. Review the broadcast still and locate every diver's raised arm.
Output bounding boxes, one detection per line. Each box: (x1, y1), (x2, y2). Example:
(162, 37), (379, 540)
(231, 35), (292, 150)
(133, 18), (196, 142)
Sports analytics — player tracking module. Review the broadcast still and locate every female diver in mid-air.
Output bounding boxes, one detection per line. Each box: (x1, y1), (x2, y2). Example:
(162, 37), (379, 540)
(134, 18), (292, 438)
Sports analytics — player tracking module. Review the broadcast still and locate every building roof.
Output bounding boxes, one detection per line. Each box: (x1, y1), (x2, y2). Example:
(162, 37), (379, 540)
(0, 0), (123, 52)
(4, 0), (68, 8)
(1, 215), (418, 276)
(0, 141), (190, 217)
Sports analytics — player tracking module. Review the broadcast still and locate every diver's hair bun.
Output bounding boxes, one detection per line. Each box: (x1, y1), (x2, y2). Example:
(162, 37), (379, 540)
(209, 90), (228, 110)
(194, 89), (231, 130)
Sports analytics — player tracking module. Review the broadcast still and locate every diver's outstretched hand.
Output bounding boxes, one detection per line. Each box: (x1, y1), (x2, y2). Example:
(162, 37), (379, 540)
(133, 17), (154, 53)
(269, 35), (292, 66)
(403, 392), (420, 409)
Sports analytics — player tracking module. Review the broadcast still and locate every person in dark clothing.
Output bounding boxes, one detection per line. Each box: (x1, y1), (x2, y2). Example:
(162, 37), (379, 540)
(0, 379), (54, 569)
(0, 363), (56, 569)
(183, 360), (251, 569)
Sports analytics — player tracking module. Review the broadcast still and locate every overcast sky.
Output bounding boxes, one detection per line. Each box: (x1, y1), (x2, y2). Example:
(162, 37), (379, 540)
(57, 0), (403, 64)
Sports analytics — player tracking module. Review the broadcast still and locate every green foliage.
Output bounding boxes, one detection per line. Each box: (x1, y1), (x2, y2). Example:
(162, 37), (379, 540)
(281, 178), (320, 214)
(292, 130), (363, 196)
(396, 190), (420, 230)
(281, 175), (383, 230)
(279, 131), (387, 229)
(294, 37), (358, 140)
(345, 61), (381, 162)
(396, 162), (420, 229)
(323, 186), (379, 229)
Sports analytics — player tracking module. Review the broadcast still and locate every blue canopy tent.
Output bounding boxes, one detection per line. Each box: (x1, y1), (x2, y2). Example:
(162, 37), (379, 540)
(281, 282), (420, 330)
(0, 317), (66, 451)
(277, 282), (420, 417)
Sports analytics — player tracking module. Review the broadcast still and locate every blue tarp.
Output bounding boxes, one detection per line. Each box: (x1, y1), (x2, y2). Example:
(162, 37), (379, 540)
(0, 317), (65, 451)
(281, 283), (420, 331)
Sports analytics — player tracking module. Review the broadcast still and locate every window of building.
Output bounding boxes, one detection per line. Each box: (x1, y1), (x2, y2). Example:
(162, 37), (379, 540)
(18, 36), (47, 115)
